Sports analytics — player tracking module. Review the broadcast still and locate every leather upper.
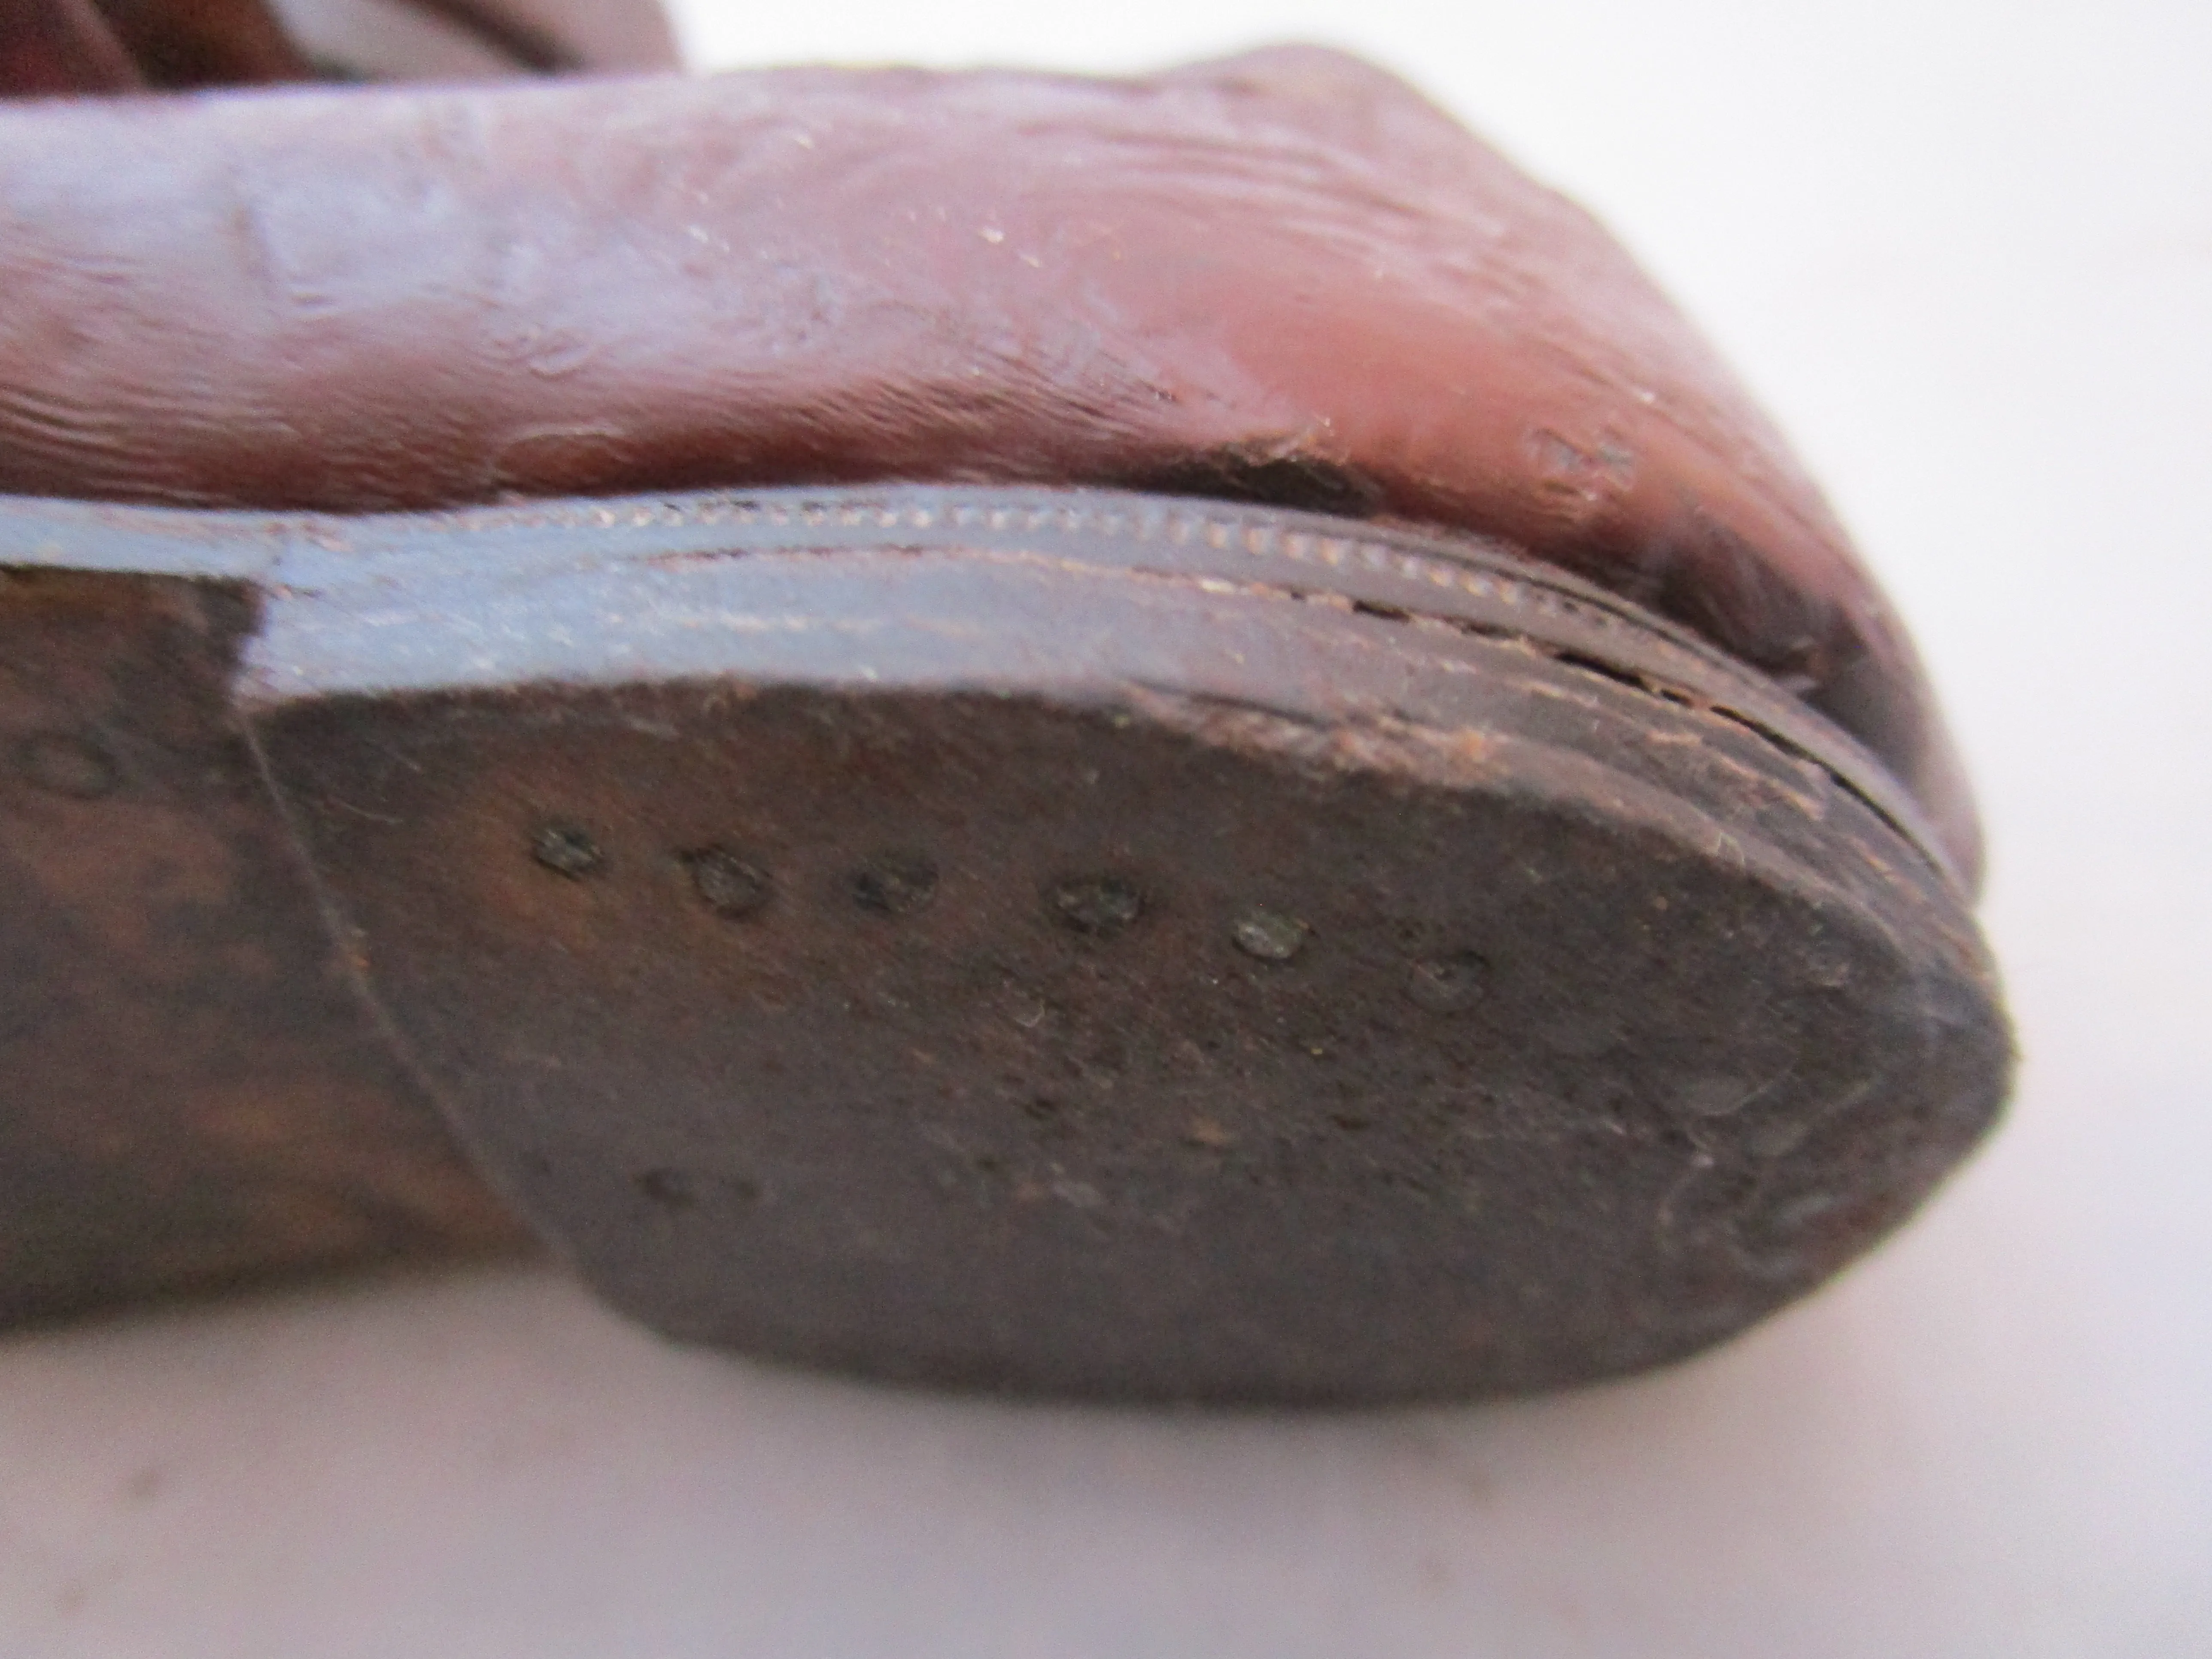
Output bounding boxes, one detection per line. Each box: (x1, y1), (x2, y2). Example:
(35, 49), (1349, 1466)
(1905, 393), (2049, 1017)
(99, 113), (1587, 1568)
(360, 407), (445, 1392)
(0, 46), (1980, 877)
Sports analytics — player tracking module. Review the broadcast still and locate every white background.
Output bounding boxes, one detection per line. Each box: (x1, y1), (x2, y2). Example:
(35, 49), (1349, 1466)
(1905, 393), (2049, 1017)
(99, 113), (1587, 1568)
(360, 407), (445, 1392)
(4, 2), (2208, 1653)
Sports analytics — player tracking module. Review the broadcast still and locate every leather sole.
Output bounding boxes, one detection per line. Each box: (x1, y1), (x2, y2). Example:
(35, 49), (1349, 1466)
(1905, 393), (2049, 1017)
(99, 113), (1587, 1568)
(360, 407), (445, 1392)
(0, 485), (2010, 1401)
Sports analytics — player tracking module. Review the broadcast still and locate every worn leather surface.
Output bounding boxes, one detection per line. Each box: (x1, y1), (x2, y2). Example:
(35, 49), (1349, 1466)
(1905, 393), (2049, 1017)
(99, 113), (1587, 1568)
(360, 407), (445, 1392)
(0, 46), (1978, 874)
(0, 566), (531, 1324)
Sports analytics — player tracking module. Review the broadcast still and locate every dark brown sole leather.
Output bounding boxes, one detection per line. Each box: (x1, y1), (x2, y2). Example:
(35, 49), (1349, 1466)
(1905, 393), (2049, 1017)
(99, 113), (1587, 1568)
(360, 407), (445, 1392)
(0, 485), (2010, 1402)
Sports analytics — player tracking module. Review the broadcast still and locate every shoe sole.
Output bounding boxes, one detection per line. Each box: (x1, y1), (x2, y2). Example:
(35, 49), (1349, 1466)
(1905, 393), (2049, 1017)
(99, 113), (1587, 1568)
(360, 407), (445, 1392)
(0, 484), (2010, 1402)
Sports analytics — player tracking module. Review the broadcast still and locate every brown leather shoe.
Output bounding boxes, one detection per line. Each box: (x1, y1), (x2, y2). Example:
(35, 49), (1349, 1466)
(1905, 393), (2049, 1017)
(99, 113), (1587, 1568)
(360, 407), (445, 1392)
(0, 45), (2011, 1401)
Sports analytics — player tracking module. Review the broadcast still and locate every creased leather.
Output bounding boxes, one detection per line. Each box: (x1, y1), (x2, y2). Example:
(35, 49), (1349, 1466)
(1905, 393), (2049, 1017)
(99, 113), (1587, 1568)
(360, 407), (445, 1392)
(0, 46), (1980, 877)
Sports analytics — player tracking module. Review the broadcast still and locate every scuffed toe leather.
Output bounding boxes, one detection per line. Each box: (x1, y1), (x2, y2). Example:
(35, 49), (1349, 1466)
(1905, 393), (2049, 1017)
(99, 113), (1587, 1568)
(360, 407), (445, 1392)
(0, 49), (1978, 869)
